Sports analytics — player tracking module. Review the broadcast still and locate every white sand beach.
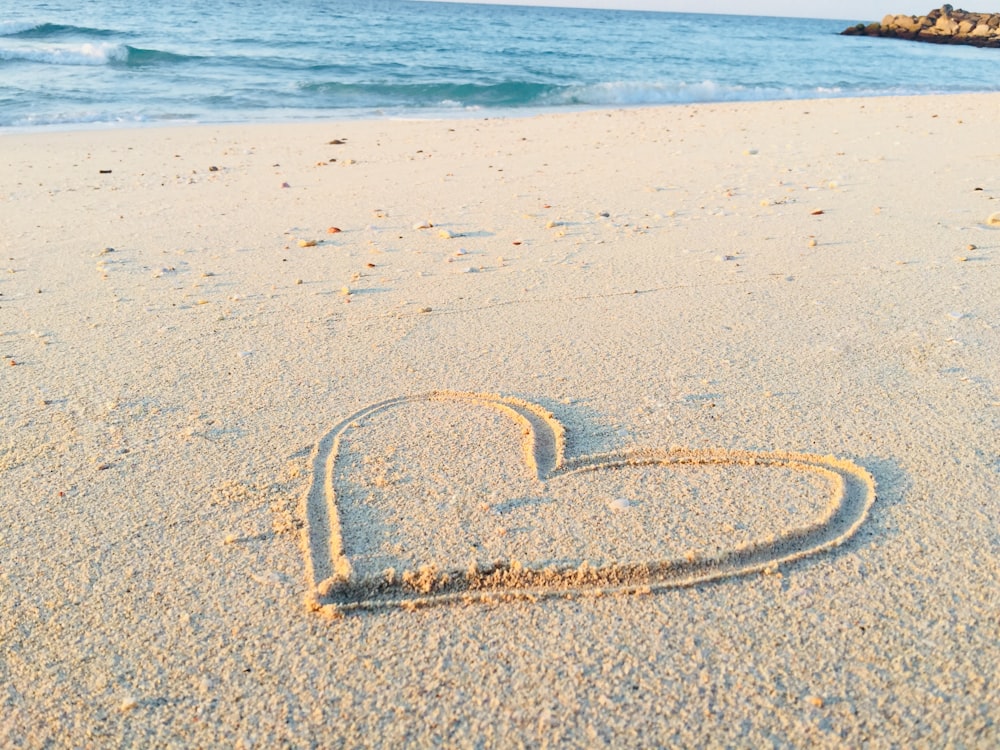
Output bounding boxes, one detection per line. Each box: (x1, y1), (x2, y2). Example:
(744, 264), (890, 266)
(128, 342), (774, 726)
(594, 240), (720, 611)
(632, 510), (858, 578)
(1, 94), (998, 746)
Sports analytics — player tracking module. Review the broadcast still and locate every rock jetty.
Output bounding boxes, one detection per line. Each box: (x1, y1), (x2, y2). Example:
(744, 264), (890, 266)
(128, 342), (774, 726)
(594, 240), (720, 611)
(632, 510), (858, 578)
(842, 5), (1000, 47)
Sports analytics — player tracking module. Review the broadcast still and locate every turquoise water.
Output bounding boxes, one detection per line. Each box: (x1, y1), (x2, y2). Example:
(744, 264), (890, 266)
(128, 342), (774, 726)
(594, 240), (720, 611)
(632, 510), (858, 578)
(4, 0), (1000, 129)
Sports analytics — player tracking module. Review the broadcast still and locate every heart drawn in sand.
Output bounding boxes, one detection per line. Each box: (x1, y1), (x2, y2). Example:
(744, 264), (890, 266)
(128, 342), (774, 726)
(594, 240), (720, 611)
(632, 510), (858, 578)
(303, 391), (875, 615)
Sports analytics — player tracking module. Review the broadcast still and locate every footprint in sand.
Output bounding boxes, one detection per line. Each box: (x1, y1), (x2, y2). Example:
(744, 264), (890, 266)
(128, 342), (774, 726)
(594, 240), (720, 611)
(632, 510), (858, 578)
(303, 392), (875, 615)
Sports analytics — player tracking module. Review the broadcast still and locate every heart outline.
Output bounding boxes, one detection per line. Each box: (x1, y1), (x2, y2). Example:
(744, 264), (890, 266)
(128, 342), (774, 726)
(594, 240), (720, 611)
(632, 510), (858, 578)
(304, 391), (876, 615)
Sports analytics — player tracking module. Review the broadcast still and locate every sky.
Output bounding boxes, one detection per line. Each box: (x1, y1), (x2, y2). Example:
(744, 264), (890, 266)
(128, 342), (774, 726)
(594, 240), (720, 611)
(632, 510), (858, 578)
(417, 1), (937, 21)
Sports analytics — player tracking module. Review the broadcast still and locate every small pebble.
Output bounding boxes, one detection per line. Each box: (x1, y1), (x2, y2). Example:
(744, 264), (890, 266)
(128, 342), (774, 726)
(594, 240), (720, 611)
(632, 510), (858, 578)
(413, 221), (433, 230)
(327, 226), (342, 234)
(120, 696), (139, 712)
(438, 229), (454, 239)
(987, 212), (1000, 227)
(298, 239), (318, 247)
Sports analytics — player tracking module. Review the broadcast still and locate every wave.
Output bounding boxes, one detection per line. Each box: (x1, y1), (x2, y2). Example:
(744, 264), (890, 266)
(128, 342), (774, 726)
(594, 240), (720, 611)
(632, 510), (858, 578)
(0, 21), (121, 38)
(295, 78), (918, 111)
(0, 42), (198, 67)
(300, 80), (559, 108)
(544, 80), (819, 106)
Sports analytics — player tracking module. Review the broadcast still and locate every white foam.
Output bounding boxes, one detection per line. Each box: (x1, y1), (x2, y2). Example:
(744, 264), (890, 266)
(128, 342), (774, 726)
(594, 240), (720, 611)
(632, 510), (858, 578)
(0, 41), (127, 66)
(546, 80), (834, 106)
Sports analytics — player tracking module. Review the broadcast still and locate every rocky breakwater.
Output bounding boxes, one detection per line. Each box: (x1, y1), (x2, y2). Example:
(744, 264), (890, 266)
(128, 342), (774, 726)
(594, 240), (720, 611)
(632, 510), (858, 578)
(842, 5), (1000, 48)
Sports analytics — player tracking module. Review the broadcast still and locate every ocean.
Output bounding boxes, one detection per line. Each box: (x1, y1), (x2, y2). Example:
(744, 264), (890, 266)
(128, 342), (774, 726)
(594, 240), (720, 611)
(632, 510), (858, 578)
(4, 0), (1000, 130)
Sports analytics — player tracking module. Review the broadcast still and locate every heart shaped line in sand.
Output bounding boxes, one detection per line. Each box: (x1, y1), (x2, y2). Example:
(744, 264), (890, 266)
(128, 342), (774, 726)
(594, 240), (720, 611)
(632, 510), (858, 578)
(303, 391), (876, 615)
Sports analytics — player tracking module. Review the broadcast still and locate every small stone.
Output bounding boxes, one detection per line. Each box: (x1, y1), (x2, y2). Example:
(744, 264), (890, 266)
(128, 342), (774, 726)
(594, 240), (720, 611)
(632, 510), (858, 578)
(413, 221), (433, 230)
(805, 695), (824, 709)
(298, 239), (318, 247)
(609, 497), (631, 512)
(987, 212), (1000, 227)
(326, 226), (342, 234)
(120, 696), (139, 712)
(438, 229), (454, 239)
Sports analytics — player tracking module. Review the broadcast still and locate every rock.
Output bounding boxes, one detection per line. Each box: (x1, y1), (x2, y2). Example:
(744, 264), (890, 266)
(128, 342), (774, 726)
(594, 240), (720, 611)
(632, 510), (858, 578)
(935, 15), (958, 34)
(842, 6), (1000, 47)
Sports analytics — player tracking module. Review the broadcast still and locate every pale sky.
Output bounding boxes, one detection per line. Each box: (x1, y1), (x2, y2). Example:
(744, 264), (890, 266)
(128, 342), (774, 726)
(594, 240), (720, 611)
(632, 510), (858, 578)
(417, 1), (936, 21)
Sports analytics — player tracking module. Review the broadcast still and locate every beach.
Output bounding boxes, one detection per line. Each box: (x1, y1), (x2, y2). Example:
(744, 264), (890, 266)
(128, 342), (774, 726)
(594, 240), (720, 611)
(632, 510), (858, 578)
(1, 94), (998, 746)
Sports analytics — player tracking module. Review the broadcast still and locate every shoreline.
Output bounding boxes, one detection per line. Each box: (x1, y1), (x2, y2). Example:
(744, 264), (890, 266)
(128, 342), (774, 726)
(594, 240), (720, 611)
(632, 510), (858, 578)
(2, 91), (997, 746)
(4, 89), (1000, 137)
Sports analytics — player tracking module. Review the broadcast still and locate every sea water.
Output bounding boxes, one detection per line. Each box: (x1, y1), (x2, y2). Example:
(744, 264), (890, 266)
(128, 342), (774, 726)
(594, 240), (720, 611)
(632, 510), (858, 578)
(3, 0), (1000, 130)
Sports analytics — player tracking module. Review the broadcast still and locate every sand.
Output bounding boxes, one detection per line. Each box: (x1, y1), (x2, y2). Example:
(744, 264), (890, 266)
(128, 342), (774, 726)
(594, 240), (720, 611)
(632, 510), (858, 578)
(1, 94), (997, 746)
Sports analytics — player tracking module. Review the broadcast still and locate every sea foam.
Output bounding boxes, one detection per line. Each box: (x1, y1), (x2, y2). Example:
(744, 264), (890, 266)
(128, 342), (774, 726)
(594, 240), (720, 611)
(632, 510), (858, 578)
(0, 41), (128, 66)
